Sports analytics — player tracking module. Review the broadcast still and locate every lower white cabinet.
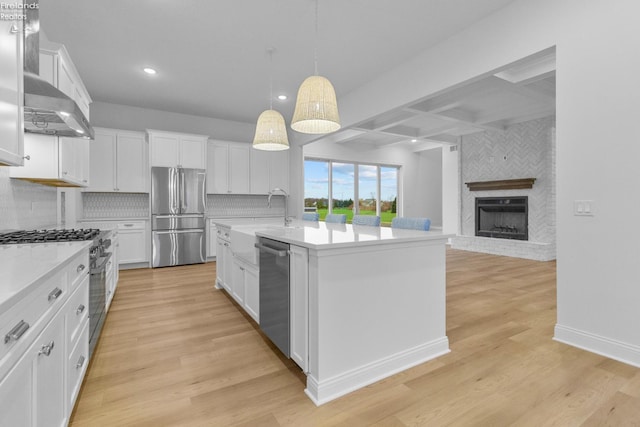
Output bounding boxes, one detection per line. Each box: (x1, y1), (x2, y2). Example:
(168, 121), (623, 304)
(231, 257), (259, 323)
(290, 245), (309, 372)
(117, 222), (147, 265)
(207, 220), (217, 259)
(0, 247), (90, 427)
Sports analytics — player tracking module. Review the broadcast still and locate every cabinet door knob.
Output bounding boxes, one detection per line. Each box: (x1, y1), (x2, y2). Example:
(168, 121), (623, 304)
(76, 304), (86, 315)
(77, 264), (85, 273)
(62, 171), (68, 175)
(38, 340), (55, 357)
(23, 155), (30, 160)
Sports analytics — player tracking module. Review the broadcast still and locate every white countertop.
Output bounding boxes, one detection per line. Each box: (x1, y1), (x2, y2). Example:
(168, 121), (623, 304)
(0, 241), (92, 313)
(212, 217), (285, 229)
(254, 221), (452, 250)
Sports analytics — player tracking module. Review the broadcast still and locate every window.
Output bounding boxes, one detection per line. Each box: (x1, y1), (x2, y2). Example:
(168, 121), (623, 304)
(303, 159), (329, 220)
(304, 158), (400, 225)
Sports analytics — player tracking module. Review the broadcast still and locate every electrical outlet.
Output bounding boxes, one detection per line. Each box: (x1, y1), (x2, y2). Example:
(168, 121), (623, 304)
(574, 200), (595, 216)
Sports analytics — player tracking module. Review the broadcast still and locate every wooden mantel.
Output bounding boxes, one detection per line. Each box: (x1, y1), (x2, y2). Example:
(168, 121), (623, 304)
(465, 178), (536, 191)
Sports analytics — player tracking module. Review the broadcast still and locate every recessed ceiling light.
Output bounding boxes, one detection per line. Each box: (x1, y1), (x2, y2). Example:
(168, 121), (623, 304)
(411, 139), (418, 143)
(143, 67), (157, 75)
(277, 95), (287, 101)
(59, 111), (69, 117)
(76, 129), (85, 134)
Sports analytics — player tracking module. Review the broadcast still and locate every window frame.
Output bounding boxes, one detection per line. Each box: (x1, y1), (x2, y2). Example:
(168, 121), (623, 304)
(303, 157), (401, 221)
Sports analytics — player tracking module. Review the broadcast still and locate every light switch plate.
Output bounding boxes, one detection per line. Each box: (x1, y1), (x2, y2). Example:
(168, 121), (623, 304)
(574, 200), (595, 216)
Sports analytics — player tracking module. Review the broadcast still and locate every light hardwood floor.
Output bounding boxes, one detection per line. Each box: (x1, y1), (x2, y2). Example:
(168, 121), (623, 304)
(70, 248), (640, 426)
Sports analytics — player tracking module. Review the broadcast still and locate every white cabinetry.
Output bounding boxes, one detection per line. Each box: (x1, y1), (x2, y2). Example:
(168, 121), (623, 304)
(148, 130), (207, 169)
(88, 128), (148, 193)
(234, 258), (259, 323)
(206, 140), (250, 194)
(0, 12), (24, 167)
(39, 43), (92, 120)
(207, 220), (217, 259)
(250, 149), (289, 194)
(116, 222), (147, 265)
(0, 247), (90, 427)
(289, 245), (309, 372)
(10, 134), (90, 187)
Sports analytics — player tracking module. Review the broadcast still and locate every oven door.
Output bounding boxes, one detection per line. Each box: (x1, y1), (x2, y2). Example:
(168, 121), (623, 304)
(89, 252), (111, 357)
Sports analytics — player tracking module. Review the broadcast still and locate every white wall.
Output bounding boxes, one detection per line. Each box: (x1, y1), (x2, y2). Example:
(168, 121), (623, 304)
(302, 141), (427, 218)
(442, 144), (459, 235)
(417, 148), (443, 227)
(307, 0), (640, 366)
(90, 101), (256, 142)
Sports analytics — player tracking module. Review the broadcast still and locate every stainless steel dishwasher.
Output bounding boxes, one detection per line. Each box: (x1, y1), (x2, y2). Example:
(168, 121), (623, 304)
(256, 237), (290, 357)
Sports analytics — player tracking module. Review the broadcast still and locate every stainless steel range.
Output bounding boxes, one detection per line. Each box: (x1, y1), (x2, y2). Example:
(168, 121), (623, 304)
(0, 228), (112, 356)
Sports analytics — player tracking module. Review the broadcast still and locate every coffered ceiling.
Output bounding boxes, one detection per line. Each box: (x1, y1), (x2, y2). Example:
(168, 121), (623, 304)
(319, 50), (556, 151)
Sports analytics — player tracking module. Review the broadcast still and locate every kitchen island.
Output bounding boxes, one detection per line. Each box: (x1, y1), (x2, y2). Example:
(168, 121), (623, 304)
(252, 221), (452, 405)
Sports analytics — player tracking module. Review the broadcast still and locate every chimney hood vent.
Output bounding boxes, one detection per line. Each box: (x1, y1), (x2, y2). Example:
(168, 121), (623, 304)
(22, 0), (94, 139)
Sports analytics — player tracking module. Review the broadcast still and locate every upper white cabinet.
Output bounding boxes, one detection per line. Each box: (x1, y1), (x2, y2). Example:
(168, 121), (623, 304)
(250, 149), (289, 194)
(87, 128), (148, 192)
(10, 134), (90, 187)
(0, 13), (25, 167)
(39, 43), (92, 120)
(207, 140), (289, 195)
(206, 140), (252, 194)
(148, 130), (207, 169)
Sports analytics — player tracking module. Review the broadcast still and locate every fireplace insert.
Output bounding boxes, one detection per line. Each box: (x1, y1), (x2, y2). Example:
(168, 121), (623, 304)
(475, 196), (528, 241)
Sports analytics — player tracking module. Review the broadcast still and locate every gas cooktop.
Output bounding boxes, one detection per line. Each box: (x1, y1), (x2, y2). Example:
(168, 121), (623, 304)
(0, 229), (101, 245)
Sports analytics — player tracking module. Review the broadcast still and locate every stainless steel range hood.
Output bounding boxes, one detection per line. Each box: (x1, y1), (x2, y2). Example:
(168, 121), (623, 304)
(23, 0), (94, 139)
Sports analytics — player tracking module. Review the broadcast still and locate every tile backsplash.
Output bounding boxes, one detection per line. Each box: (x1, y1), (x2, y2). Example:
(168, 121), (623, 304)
(81, 192), (284, 219)
(207, 194), (284, 217)
(82, 192), (149, 218)
(0, 168), (57, 230)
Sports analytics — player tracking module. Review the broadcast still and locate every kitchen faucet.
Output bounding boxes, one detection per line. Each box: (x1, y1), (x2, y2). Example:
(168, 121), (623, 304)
(267, 188), (292, 227)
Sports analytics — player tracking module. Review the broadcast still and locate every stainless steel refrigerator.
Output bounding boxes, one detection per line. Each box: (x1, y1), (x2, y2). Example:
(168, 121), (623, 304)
(151, 167), (206, 268)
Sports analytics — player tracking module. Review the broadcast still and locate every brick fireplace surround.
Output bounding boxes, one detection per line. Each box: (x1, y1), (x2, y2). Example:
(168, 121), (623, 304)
(451, 116), (556, 261)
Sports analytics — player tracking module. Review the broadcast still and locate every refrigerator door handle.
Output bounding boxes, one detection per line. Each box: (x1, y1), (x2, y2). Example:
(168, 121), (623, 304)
(154, 229), (205, 235)
(180, 169), (187, 212)
(154, 214), (204, 219)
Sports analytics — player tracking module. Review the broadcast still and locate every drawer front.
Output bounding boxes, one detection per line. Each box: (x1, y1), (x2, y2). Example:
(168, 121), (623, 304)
(0, 269), (68, 369)
(67, 319), (89, 412)
(118, 221), (145, 230)
(66, 250), (90, 291)
(64, 274), (89, 347)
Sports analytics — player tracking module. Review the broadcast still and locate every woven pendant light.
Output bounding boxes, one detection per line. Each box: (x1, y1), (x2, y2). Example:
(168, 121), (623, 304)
(253, 49), (289, 151)
(291, 0), (340, 134)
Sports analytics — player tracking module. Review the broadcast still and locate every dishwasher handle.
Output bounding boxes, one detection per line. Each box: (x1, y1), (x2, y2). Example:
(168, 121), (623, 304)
(255, 243), (288, 257)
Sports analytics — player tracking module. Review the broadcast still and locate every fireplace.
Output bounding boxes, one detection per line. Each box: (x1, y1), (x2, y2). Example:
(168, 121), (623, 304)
(475, 196), (528, 241)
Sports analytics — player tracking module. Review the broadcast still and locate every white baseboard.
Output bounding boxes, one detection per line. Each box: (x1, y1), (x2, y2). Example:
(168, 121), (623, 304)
(554, 324), (640, 368)
(305, 337), (450, 406)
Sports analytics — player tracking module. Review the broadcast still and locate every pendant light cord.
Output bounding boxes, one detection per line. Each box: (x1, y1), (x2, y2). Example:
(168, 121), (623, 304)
(314, 0), (319, 76)
(268, 48), (274, 110)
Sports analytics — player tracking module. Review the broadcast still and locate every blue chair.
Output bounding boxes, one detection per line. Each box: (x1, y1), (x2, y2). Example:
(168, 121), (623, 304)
(391, 217), (431, 231)
(352, 215), (381, 226)
(325, 213), (347, 224)
(302, 212), (320, 221)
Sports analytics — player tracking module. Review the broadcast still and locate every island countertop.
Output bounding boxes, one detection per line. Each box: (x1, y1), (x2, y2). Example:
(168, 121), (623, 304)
(254, 221), (452, 250)
(0, 241), (91, 313)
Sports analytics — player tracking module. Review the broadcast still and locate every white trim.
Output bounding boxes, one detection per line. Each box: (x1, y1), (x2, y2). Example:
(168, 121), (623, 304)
(304, 337), (450, 406)
(554, 324), (640, 368)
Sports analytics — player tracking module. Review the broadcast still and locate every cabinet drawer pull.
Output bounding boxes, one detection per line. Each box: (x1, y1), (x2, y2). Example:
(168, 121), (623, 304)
(76, 304), (86, 315)
(48, 288), (63, 302)
(124, 224), (134, 227)
(38, 341), (55, 357)
(77, 264), (85, 273)
(76, 355), (86, 370)
(4, 320), (30, 344)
